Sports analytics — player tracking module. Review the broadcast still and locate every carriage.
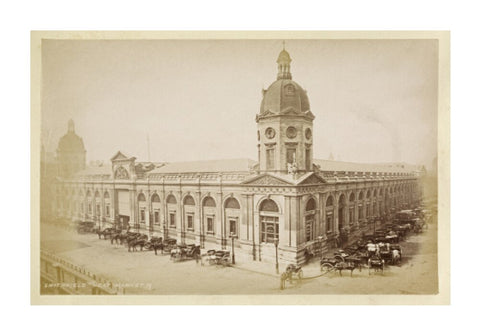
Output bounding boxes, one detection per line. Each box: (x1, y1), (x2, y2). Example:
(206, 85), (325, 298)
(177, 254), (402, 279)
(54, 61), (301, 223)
(202, 250), (231, 266)
(76, 221), (96, 234)
(171, 244), (201, 262)
(368, 255), (385, 274)
(161, 238), (177, 254)
(320, 252), (364, 276)
(143, 236), (163, 251)
(280, 264), (303, 290)
(97, 227), (117, 240)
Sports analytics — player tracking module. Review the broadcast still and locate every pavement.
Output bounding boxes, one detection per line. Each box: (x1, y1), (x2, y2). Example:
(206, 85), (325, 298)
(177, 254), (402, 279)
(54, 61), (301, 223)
(40, 217), (438, 295)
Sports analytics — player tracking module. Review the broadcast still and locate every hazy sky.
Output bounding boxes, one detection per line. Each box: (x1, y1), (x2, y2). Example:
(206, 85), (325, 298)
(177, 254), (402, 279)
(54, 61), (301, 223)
(41, 39), (438, 168)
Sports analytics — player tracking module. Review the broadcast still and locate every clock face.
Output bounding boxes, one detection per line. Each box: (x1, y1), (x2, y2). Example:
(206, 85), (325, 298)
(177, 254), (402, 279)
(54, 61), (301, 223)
(305, 128), (312, 140)
(286, 126), (297, 139)
(265, 127), (276, 139)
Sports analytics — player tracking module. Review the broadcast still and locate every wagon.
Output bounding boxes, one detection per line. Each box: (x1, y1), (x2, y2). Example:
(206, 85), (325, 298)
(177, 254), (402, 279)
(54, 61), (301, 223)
(171, 244), (201, 262)
(76, 221), (95, 234)
(320, 255), (362, 276)
(203, 250), (231, 266)
(161, 238), (177, 254)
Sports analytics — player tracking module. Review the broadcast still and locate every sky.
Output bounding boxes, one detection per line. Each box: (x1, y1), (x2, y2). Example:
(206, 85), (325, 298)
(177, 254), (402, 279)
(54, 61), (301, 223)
(41, 39), (438, 169)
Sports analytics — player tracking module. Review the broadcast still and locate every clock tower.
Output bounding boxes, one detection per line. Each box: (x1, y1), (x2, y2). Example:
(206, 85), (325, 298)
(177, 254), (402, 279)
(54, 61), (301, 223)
(256, 46), (315, 175)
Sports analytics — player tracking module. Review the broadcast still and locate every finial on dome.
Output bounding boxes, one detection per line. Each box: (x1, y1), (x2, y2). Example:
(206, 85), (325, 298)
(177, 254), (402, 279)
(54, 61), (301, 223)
(277, 42), (292, 80)
(68, 119), (75, 133)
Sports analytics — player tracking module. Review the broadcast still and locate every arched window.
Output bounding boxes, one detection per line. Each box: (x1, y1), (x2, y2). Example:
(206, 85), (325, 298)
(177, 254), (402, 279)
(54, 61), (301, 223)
(358, 192), (364, 200)
(166, 194), (177, 228)
(151, 193), (161, 225)
(183, 195), (195, 206)
(374, 189), (377, 197)
(225, 197), (240, 236)
(183, 195), (195, 231)
(151, 193), (160, 203)
(225, 197), (240, 209)
(138, 193), (146, 223)
(202, 196), (216, 234)
(203, 196), (216, 207)
(305, 198), (316, 242)
(326, 195), (334, 207)
(104, 191), (111, 217)
(259, 199), (279, 243)
(306, 198), (316, 212)
(166, 194), (177, 204)
(349, 193), (355, 202)
(366, 190), (371, 198)
(259, 199), (278, 212)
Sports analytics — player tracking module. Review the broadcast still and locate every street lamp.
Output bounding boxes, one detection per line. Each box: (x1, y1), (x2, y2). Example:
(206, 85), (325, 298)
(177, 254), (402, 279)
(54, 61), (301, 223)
(230, 232), (237, 265)
(273, 238), (279, 274)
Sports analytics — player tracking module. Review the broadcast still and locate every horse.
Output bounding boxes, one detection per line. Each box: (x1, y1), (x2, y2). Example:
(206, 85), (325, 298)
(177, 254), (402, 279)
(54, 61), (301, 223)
(368, 256), (385, 275)
(128, 238), (147, 252)
(334, 261), (357, 277)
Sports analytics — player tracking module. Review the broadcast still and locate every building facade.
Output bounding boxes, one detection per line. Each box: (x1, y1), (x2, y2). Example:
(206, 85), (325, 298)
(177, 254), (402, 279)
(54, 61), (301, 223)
(51, 48), (423, 265)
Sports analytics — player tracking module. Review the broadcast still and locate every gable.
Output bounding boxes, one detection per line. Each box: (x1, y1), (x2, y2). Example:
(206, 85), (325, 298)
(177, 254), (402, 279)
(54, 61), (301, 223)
(110, 151), (134, 162)
(242, 174), (294, 186)
(297, 173), (325, 185)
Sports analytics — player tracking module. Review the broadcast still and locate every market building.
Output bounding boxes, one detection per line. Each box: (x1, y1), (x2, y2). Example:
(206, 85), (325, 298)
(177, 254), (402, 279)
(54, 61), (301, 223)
(51, 47), (423, 265)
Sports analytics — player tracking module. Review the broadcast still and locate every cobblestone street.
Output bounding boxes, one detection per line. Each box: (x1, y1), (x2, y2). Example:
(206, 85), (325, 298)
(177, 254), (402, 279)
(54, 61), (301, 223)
(40, 216), (438, 295)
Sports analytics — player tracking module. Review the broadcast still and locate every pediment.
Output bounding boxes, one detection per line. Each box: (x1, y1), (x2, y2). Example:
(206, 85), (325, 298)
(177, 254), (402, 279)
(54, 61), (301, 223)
(242, 174), (294, 186)
(110, 151), (135, 162)
(296, 173), (325, 185)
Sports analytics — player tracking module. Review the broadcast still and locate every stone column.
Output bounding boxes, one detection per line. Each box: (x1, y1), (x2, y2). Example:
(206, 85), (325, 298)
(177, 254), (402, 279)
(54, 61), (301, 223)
(250, 194), (256, 260)
(195, 191), (202, 245)
(240, 193), (249, 241)
(216, 192), (224, 249)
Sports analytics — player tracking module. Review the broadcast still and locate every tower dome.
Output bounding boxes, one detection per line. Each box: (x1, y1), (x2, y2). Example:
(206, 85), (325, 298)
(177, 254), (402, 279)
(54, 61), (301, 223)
(56, 119), (86, 178)
(256, 45), (315, 174)
(57, 119), (86, 152)
(258, 46), (313, 119)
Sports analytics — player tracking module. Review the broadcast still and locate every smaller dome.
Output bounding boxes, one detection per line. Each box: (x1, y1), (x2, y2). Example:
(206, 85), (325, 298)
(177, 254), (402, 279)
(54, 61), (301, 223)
(277, 49), (292, 64)
(57, 132), (86, 153)
(57, 120), (86, 153)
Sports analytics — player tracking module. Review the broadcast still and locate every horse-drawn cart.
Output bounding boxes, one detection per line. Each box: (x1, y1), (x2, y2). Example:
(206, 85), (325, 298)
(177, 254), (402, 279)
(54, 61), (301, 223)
(76, 221), (95, 234)
(171, 244), (201, 262)
(202, 250), (231, 266)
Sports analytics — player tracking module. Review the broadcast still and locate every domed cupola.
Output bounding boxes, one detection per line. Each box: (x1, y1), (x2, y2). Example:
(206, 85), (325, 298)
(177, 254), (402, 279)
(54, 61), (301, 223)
(57, 119), (86, 153)
(256, 45), (315, 175)
(56, 119), (86, 178)
(257, 46), (313, 120)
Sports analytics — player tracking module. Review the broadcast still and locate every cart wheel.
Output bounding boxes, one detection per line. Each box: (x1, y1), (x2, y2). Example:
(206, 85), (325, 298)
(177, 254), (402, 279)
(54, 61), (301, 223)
(321, 263), (334, 273)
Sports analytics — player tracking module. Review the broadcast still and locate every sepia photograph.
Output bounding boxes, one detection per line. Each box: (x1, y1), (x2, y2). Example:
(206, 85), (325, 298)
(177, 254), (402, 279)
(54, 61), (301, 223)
(31, 31), (449, 304)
